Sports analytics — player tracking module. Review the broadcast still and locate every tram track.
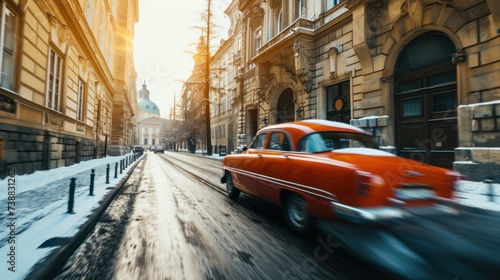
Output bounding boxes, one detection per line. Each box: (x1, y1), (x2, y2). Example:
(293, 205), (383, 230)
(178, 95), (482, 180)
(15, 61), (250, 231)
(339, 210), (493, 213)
(154, 152), (283, 223)
(157, 153), (227, 196)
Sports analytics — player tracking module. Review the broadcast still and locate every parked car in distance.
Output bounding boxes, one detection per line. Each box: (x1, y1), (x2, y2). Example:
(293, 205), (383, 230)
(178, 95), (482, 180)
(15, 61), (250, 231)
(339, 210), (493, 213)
(220, 119), (462, 234)
(154, 145), (165, 153)
(149, 146), (155, 151)
(133, 145), (144, 153)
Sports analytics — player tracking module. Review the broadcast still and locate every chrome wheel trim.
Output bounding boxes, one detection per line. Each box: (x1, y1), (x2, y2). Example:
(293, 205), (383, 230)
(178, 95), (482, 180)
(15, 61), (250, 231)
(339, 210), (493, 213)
(287, 195), (308, 228)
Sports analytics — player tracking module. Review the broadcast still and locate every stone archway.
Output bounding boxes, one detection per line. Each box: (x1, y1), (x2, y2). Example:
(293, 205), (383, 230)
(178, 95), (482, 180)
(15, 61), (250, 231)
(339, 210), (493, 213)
(393, 31), (458, 169)
(276, 88), (294, 123)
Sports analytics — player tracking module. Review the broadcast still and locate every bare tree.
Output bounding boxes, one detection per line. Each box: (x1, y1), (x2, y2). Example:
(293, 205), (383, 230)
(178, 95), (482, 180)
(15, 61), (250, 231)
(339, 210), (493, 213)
(180, 0), (226, 154)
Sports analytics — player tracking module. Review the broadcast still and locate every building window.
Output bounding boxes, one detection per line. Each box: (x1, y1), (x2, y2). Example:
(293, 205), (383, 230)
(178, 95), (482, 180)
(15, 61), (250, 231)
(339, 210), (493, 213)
(77, 79), (85, 121)
(99, 9), (105, 51)
(277, 11), (283, 33)
(402, 97), (421, 117)
(0, 3), (16, 90)
(144, 138), (148, 145)
(107, 34), (113, 71)
(111, 0), (117, 16)
(326, 80), (350, 123)
(295, 0), (304, 20)
(326, 0), (343, 11)
(152, 138), (156, 145)
(254, 28), (262, 55)
(46, 48), (63, 111)
(85, 0), (94, 27)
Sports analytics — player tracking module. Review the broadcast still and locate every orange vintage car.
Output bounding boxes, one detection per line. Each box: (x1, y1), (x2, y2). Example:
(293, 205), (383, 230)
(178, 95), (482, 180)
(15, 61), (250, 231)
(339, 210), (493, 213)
(220, 119), (462, 234)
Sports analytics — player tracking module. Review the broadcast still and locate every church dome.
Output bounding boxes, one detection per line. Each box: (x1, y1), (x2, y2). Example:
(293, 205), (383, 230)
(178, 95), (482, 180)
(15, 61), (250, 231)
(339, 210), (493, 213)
(137, 82), (160, 118)
(138, 98), (160, 115)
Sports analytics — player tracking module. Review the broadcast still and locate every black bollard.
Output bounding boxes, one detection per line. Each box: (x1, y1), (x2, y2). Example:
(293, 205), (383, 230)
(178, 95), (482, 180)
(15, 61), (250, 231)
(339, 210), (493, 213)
(120, 159), (123, 174)
(485, 179), (495, 202)
(114, 162), (118, 178)
(106, 164), (110, 184)
(68, 178), (76, 213)
(89, 169), (95, 196)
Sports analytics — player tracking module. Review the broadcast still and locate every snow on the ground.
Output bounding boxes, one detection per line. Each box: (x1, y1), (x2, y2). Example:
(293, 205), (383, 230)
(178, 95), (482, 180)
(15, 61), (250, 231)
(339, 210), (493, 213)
(0, 151), (499, 279)
(1, 152), (141, 280)
(454, 180), (500, 211)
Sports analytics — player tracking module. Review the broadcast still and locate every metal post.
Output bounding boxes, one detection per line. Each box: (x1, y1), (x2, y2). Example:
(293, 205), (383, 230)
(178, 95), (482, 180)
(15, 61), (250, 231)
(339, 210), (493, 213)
(485, 179), (495, 202)
(106, 164), (110, 184)
(89, 169), (95, 196)
(114, 162), (118, 178)
(120, 159), (123, 174)
(68, 178), (76, 213)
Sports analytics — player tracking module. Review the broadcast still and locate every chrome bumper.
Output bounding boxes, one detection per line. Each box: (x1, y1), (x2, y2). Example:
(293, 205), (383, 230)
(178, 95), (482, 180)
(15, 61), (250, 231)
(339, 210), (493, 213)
(331, 199), (459, 225)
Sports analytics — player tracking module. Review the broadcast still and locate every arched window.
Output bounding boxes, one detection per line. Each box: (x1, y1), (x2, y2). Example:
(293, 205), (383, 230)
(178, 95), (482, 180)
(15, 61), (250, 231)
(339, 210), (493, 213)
(395, 32), (455, 76)
(277, 11), (283, 33)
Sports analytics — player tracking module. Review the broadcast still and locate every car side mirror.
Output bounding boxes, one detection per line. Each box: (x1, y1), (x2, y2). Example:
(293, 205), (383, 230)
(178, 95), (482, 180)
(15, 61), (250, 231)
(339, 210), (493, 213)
(242, 146), (248, 152)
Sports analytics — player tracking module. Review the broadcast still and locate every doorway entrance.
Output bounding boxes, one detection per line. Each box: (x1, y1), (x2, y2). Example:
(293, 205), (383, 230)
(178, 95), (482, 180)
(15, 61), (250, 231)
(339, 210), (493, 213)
(276, 88), (294, 123)
(394, 32), (458, 169)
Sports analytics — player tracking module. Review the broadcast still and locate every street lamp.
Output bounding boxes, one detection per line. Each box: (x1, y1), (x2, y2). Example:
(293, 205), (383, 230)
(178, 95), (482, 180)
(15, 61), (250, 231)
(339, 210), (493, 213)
(296, 106), (304, 118)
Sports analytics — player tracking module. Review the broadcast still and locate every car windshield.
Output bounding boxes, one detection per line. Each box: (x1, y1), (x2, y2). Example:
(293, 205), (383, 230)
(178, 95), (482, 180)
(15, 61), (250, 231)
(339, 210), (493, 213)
(298, 132), (378, 153)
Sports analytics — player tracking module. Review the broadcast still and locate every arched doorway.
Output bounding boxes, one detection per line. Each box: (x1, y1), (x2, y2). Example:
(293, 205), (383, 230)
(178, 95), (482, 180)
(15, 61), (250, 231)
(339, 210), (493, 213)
(276, 88), (294, 123)
(394, 31), (458, 169)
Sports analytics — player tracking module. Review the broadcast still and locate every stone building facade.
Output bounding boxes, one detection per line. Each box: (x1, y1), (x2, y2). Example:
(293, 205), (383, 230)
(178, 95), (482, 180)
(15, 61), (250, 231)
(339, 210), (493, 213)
(209, 1), (241, 155)
(0, 1), (138, 178)
(209, 0), (499, 182)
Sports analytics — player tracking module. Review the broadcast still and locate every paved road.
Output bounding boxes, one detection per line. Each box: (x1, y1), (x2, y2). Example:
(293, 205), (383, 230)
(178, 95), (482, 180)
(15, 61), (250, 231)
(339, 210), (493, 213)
(55, 152), (390, 280)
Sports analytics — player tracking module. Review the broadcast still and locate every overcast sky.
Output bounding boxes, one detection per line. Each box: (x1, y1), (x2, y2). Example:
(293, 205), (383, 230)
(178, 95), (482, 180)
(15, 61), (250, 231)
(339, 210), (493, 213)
(133, 0), (231, 118)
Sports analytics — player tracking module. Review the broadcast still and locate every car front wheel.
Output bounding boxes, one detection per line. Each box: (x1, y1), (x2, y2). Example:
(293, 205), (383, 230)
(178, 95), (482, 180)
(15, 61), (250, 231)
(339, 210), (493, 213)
(284, 193), (313, 235)
(225, 173), (240, 199)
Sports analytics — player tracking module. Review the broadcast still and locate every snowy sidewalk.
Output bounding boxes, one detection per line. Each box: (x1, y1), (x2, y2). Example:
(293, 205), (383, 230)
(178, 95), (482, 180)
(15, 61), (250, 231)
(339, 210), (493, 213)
(1, 152), (144, 280)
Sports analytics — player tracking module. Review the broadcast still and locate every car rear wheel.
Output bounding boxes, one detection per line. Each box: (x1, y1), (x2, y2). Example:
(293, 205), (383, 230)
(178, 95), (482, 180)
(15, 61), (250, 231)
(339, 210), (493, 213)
(284, 193), (312, 235)
(226, 173), (240, 199)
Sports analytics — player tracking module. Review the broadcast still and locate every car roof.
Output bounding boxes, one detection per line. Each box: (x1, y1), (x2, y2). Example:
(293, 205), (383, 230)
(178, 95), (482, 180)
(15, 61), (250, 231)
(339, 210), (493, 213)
(259, 119), (368, 135)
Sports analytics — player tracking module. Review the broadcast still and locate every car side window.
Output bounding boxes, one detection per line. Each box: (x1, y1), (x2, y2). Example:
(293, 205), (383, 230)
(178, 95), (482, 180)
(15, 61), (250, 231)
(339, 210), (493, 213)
(298, 133), (328, 153)
(281, 136), (291, 151)
(268, 133), (281, 150)
(251, 133), (267, 149)
(268, 132), (292, 151)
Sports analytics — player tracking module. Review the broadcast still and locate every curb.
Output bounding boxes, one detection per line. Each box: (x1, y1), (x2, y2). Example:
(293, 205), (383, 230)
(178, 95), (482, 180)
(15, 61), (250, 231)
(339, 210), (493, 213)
(26, 155), (145, 280)
(437, 197), (500, 218)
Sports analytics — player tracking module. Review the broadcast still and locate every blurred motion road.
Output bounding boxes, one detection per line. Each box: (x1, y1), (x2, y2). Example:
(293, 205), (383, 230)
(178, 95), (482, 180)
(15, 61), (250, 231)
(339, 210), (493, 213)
(55, 151), (500, 280)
